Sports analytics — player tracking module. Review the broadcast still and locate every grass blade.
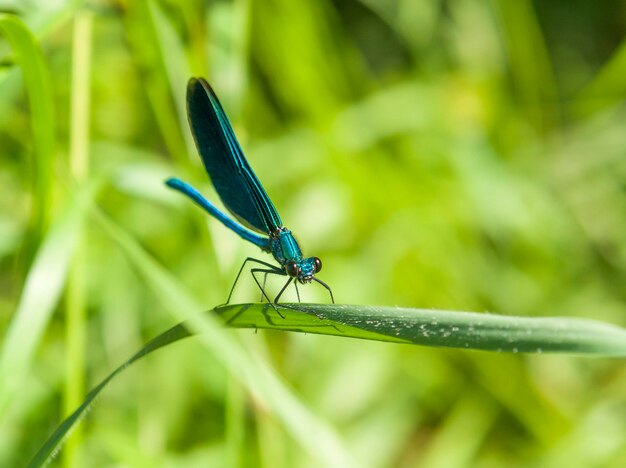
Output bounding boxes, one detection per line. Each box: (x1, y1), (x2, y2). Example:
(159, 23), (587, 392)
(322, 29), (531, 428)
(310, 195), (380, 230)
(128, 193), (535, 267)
(63, 11), (93, 467)
(27, 323), (192, 468)
(0, 182), (99, 415)
(0, 14), (55, 236)
(218, 303), (626, 356)
(30, 299), (625, 465)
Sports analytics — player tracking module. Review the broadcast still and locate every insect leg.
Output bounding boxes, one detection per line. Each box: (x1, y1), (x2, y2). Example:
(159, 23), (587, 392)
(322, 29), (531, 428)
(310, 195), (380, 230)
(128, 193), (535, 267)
(312, 277), (335, 304)
(250, 267), (286, 318)
(274, 277), (294, 304)
(226, 257), (281, 304)
(294, 281), (301, 302)
(260, 271), (270, 302)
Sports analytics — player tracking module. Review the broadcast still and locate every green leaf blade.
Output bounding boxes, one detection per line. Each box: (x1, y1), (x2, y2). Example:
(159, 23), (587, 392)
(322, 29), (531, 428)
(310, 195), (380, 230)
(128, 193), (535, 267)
(29, 301), (626, 466)
(218, 304), (626, 356)
(27, 324), (192, 468)
(0, 14), (55, 235)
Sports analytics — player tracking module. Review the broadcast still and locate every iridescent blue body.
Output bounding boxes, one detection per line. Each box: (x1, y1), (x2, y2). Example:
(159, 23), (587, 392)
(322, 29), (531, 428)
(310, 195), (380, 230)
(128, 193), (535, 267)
(268, 227), (320, 282)
(166, 78), (333, 306)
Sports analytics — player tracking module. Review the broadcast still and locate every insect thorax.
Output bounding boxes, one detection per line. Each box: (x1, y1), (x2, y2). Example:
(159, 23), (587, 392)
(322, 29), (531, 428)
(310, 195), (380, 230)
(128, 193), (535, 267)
(269, 227), (303, 265)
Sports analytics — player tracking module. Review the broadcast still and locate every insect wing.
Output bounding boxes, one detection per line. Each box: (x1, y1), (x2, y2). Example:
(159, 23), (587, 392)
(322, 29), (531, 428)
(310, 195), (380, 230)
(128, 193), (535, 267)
(186, 78), (282, 234)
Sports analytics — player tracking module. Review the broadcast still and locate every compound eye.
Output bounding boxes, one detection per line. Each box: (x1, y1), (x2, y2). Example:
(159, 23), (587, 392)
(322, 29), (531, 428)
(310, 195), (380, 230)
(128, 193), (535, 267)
(313, 257), (322, 273)
(286, 261), (300, 277)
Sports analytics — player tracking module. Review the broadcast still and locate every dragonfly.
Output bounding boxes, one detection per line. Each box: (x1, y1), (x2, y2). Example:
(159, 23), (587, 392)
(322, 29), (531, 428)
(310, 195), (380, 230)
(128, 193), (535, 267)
(166, 78), (334, 311)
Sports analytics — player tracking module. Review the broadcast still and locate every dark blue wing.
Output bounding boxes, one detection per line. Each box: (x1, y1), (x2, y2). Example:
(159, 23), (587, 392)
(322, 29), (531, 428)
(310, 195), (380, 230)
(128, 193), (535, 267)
(186, 78), (282, 234)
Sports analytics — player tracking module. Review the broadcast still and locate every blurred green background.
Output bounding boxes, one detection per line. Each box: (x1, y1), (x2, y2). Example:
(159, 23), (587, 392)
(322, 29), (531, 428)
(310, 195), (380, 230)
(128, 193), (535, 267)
(1, 0), (626, 466)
